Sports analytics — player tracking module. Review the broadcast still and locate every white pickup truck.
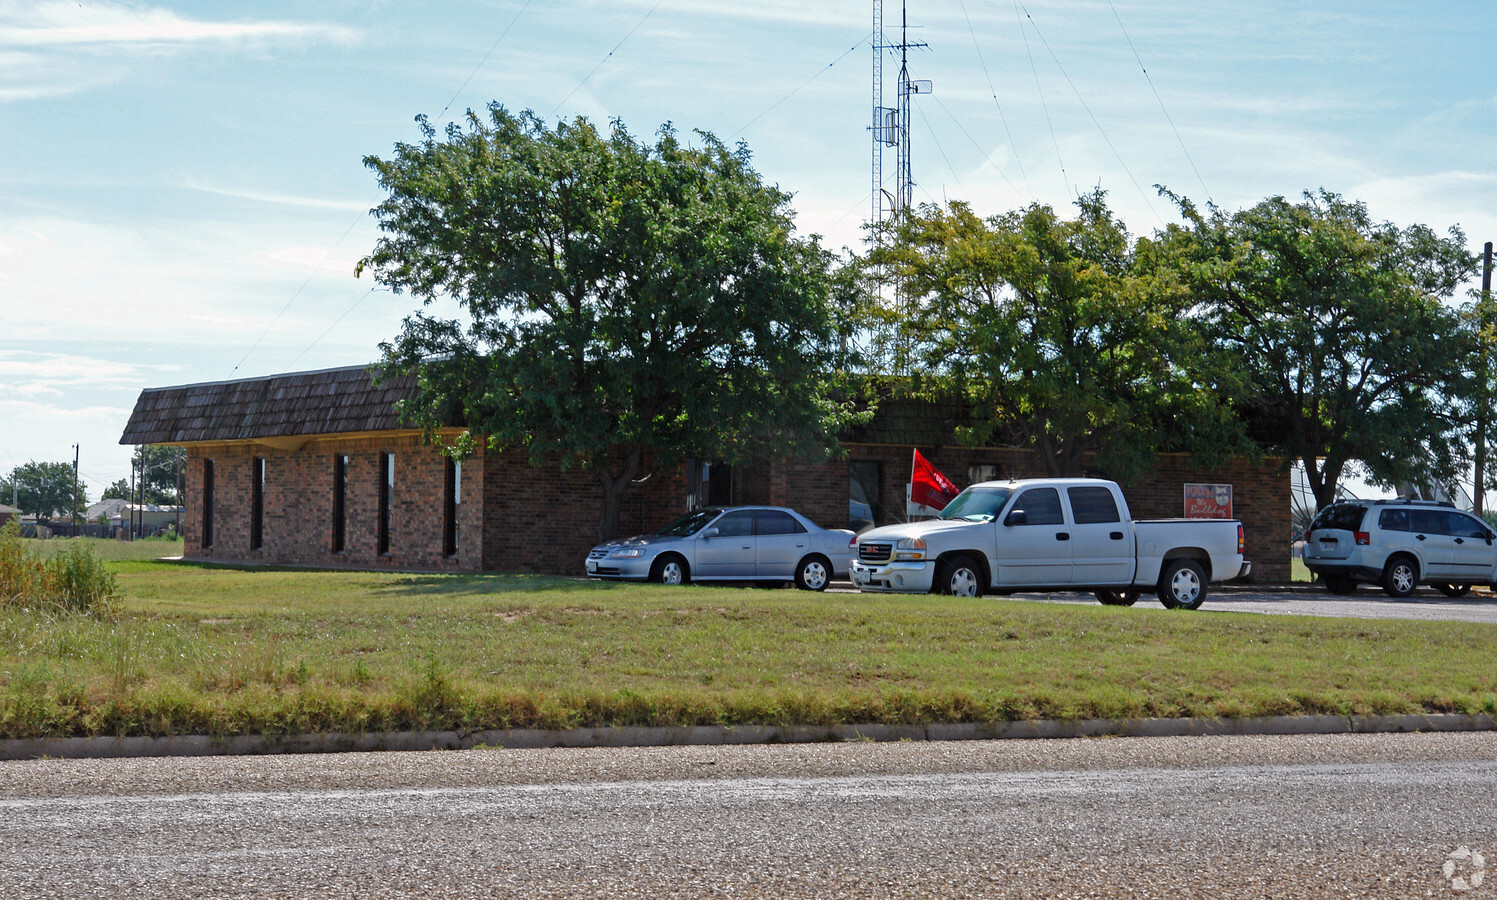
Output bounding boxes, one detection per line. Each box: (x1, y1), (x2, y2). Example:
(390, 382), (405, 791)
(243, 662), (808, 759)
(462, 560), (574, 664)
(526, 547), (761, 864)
(849, 477), (1251, 610)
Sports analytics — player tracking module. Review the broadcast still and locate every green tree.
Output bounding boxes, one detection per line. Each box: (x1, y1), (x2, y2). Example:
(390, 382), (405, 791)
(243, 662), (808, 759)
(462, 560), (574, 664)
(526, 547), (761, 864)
(131, 445), (185, 505)
(102, 478), (130, 501)
(1168, 189), (1477, 508)
(869, 191), (1241, 482)
(1, 460), (87, 520)
(360, 106), (857, 539)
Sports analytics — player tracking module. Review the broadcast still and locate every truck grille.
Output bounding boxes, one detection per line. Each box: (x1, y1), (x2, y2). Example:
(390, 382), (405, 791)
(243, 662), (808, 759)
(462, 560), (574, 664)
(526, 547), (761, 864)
(858, 542), (893, 563)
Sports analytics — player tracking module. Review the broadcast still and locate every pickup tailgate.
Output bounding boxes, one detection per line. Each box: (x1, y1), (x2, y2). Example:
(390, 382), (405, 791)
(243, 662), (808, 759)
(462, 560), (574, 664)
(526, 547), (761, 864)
(1131, 518), (1247, 585)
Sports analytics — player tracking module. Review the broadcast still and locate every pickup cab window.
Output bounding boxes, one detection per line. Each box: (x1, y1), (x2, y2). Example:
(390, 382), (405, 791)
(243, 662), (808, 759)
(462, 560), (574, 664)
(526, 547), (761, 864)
(1010, 488), (1064, 526)
(1068, 486), (1121, 524)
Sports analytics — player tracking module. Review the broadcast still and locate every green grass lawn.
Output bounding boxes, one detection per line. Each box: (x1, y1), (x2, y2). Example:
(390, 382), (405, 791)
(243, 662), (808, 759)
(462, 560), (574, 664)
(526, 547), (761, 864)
(1, 540), (1493, 740)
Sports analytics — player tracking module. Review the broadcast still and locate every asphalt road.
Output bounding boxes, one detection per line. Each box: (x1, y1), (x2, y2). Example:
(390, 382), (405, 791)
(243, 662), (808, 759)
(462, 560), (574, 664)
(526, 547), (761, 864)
(3, 733), (1495, 899)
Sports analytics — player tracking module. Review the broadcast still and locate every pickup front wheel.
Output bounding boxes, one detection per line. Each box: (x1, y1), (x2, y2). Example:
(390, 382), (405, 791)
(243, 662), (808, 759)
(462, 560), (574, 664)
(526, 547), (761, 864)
(936, 555), (984, 598)
(1157, 559), (1208, 610)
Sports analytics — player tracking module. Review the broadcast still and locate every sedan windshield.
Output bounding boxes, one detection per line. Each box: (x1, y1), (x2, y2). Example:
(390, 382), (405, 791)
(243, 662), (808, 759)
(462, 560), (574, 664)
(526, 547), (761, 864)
(937, 487), (1013, 523)
(656, 508), (722, 537)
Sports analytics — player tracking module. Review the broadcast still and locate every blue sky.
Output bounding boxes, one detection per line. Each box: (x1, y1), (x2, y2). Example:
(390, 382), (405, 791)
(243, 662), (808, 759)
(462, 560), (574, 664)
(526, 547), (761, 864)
(2, 0), (1494, 500)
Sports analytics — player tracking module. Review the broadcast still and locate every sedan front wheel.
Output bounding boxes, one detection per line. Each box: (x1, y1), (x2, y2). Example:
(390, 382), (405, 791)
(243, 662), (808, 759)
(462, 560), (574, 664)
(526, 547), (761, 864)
(651, 555), (690, 586)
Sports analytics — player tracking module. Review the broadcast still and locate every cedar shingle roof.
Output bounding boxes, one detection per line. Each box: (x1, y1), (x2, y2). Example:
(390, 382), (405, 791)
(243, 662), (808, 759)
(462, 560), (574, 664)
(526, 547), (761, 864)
(120, 365), (423, 445)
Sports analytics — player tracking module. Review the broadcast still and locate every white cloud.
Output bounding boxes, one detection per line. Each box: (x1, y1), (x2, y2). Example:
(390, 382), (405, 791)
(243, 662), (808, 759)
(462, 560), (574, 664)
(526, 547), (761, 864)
(0, 2), (359, 101)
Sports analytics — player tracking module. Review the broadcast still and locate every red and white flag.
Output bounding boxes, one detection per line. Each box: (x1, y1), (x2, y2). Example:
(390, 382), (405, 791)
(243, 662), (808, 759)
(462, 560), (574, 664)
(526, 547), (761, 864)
(910, 449), (960, 511)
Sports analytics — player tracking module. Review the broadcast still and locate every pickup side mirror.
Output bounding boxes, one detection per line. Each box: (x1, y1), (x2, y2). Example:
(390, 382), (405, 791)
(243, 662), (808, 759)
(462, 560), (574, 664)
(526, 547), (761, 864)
(702, 527), (719, 539)
(1005, 509), (1027, 526)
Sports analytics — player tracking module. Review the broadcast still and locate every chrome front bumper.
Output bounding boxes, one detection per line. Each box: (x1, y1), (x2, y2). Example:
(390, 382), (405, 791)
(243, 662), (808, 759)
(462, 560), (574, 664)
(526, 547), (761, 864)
(849, 559), (934, 593)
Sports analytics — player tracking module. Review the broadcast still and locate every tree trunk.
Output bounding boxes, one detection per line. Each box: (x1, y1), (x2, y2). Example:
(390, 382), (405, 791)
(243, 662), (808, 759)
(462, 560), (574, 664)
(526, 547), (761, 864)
(595, 446), (644, 543)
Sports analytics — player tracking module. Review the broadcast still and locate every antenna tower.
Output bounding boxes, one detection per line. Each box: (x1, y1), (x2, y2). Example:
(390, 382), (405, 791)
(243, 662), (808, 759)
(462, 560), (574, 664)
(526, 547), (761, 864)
(871, 0), (931, 239)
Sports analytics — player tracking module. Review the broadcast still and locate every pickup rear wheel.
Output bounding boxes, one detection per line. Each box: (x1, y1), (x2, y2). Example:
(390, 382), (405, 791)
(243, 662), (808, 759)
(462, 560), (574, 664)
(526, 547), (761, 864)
(1095, 589), (1141, 606)
(936, 555), (984, 598)
(1157, 559), (1208, 610)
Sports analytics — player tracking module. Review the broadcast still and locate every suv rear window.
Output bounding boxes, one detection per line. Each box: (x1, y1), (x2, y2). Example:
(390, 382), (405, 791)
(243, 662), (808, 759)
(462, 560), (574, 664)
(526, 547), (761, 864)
(1310, 504), (1367, 532)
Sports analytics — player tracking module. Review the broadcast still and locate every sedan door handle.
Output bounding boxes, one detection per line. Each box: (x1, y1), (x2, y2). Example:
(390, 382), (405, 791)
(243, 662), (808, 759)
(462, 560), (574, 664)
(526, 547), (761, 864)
(1056, 532), (1070, 541)
(1416, 534), (1427, 541)
(1455, 537), (1467, 544)
(1109, 531), (1124, 541)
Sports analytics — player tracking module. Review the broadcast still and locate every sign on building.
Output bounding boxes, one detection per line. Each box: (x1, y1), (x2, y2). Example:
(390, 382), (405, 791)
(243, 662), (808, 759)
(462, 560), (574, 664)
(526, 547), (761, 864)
(1184, 483), (1233, 519)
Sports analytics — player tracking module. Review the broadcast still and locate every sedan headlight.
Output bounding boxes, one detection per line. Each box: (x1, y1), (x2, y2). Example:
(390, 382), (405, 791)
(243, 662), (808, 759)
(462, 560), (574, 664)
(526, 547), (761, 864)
(608, 548), (647, 558)
(894, 537), (927, 561)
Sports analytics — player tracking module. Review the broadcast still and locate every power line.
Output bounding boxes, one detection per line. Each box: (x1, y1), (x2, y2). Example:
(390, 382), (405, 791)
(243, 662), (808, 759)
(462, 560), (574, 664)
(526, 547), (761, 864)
(957, 0), (1030, 195)
(1105, 0), (1212, 205)
(549, 0), (666, 117)
(1016, 0), (1164, 225)
(1012, 0), (1067, 197)
(732, 34), (870, 138)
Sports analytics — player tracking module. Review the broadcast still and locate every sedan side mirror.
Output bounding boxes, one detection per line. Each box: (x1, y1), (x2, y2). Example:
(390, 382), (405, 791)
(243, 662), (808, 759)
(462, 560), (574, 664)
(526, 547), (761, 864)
(1005, 509), (1027, 526)
(702, 527), (719, 539)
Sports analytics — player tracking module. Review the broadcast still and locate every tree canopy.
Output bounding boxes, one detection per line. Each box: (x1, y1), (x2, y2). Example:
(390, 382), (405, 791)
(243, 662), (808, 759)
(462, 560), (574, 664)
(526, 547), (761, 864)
(360, 106), (857, 539)
(2, 461), (86, 520)
(866, 190), (1243, 483)
(1168, 189), (1477, 507)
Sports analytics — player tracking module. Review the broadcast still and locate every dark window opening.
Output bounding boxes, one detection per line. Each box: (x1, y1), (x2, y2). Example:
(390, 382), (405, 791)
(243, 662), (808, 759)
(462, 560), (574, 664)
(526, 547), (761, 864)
(202, 459), (215, 549)
(331, 455), (348, 554)
(849, 460), (882, 531)
(443, 458), (460, 558)
(378, 452), (394, 556)
(250, 457), (265, 551)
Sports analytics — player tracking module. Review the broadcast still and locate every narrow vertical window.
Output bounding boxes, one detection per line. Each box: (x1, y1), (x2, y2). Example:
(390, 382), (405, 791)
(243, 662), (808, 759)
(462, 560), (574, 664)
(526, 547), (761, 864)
(331, 454), (348, 553)
(202, 458), (215, 549)
(250, 457), (265, 550)
(378, 452), (394, 555)
(443, 457), (460, 558)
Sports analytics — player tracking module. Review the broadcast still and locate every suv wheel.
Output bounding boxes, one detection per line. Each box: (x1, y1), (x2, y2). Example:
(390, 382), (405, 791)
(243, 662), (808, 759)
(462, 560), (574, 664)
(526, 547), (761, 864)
(1381, 556), (1418, 598)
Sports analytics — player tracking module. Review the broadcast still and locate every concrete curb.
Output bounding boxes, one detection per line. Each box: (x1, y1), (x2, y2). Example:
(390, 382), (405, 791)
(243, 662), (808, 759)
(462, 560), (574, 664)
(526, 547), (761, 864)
(3, 713), (1493, 761)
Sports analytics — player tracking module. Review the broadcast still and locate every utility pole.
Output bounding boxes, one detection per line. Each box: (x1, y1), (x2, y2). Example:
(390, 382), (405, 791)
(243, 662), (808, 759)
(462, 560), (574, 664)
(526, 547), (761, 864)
(71, 444), (79, 536)
(1475, 242), (1493, 515)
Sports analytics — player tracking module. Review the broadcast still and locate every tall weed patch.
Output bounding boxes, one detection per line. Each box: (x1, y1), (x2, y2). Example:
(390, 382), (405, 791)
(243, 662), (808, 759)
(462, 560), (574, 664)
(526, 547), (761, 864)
(0, 521), (118, 615)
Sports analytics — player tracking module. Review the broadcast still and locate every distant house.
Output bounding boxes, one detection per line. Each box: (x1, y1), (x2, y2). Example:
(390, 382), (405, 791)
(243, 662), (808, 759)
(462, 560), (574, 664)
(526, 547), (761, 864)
(85, 499), (183, 535)
(0, 503), (16, 527)
(120, 364), (1291, 579)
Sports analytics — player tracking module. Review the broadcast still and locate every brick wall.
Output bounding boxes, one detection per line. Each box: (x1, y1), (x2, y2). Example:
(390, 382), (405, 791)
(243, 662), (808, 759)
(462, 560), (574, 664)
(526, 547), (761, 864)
(179, 437), (1288, 581)
(184, 436), (482, 571)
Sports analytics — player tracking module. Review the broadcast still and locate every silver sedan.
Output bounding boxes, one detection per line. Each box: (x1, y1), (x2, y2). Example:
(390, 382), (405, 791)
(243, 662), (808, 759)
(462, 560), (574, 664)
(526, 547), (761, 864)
(585, 506), (856, 590)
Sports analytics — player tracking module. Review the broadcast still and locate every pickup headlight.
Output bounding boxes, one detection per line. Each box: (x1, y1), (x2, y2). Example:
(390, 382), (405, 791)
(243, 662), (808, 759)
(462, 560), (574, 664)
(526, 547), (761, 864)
(894, 537), (927, 561)
(608, 548), (646, 558)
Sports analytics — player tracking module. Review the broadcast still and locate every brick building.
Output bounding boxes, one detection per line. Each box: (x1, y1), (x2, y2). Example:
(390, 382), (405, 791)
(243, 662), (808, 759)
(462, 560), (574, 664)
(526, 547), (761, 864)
(120, 365), (1291, 581)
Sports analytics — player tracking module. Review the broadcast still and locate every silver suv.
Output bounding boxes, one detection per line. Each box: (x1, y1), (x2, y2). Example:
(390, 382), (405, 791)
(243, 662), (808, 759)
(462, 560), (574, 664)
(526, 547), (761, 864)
(1302, 499), (1496, 597)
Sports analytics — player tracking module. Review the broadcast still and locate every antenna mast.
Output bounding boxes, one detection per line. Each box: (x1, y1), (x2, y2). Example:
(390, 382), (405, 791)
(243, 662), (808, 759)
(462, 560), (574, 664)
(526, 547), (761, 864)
(871, 0), (931, 240)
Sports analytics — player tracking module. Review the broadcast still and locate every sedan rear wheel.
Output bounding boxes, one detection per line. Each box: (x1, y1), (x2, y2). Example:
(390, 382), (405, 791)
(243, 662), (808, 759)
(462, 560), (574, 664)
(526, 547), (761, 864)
(795, 555), (831, 591)
(651, 555), (690, 586)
